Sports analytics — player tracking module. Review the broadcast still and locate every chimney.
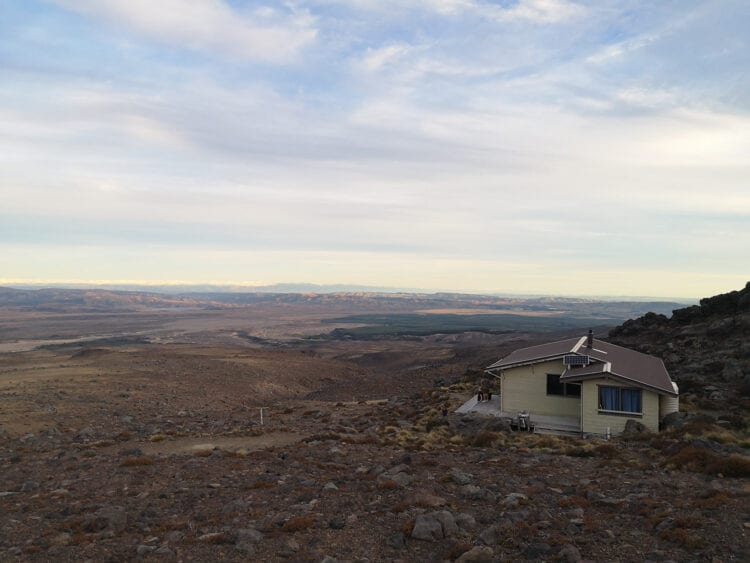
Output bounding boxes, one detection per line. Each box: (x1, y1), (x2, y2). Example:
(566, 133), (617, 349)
(586, 329), (593, 348)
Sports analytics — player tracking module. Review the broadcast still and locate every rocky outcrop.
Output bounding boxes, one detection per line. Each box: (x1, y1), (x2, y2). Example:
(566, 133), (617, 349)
(608, 282), (750, 409)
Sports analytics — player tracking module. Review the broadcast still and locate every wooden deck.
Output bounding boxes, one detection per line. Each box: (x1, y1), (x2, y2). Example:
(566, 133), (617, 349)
(455, 395), (581, 436)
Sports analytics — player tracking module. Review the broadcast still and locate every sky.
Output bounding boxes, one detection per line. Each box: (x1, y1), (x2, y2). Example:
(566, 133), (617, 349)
(1, 0), (749, 298)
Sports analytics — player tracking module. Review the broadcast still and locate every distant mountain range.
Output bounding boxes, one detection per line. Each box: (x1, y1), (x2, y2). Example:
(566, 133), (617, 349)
(4, 282), (424, 294)
(4, 282), (695, 302)
(0, 285), (686, 322)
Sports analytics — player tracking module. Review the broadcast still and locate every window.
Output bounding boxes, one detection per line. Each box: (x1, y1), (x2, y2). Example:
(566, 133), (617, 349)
(547, 374), (581, 397)
(598, 386), (642, 414)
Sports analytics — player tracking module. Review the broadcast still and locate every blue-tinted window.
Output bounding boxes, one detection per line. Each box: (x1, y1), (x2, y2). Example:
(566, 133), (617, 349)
(598, 386), (642, 413)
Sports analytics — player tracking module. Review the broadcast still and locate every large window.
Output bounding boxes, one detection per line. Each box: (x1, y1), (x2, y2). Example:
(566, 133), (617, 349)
(546, 374), (581, 397)
(598, 386), (642, 414)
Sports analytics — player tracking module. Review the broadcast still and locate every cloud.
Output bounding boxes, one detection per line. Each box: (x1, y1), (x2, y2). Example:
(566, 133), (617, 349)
(323, 0), (584, 23)
(360, 44), (410, 72)
(488, 0), (585, 23)
(49, 0), (317, 63)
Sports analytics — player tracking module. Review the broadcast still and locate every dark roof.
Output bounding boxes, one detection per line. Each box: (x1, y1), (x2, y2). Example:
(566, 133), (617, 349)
(486, 335), (676, 396)
(486, 337), (583, 370)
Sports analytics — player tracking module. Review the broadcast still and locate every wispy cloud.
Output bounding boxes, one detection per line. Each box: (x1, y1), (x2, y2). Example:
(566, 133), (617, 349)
(360, 43), (411, 72)
(488, 0), (585, 23)
(321, 0), (584, 23)
(49, 0), (317, 63)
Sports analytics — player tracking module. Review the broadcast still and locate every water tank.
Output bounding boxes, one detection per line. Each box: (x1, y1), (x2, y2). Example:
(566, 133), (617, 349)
(660, 381), (679, 419)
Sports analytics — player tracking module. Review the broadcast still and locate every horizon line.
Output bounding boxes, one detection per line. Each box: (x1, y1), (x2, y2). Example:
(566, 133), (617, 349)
(0, 279), (700, 302)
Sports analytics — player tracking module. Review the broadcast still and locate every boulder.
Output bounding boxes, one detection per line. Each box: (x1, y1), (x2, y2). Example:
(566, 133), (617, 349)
(411, 511), (458, 541)
(411, 515), (443, 542)
(83, 506), (127, 534)
(455, 546), (494, 562)
(558, 543), (582, 562)
(622, 419), (647, 436)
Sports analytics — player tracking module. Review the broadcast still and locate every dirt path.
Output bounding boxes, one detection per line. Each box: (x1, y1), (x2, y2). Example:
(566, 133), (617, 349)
(118, 432), (308, 455)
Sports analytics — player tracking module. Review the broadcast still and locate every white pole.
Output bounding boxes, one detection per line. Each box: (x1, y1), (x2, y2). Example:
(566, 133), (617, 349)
(260, 407), (264, 426)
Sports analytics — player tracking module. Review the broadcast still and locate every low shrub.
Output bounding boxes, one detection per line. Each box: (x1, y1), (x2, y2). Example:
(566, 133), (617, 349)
(120, 456), (154, 467)
(377, 480), (400, 490)
(659, 528), (705, 549)
(565, 446), (595, 458)
(558, 496), (590, 508)
(593, 443), (619, 458)
(282, 516), (315, 532)
(471, 431), (499, 447)
(692, 491), (731, 510)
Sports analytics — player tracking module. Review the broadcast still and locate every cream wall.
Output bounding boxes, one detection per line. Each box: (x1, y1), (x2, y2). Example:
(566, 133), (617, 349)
(501, 360), (580, 418)
(580, 378), (660, 435)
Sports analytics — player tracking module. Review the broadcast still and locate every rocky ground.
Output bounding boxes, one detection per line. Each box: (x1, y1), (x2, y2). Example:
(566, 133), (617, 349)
(2, 383), (749, 562)
(2, 283), (750, 561)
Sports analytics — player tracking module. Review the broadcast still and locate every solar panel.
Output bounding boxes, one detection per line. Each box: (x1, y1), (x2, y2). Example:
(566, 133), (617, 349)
(564, 354), (589, 366)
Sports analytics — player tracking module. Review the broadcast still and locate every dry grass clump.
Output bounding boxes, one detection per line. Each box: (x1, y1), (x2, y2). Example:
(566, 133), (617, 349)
(659, 528), (706, 549)
(558, 496), (590, 508)
(401, 518), (415, 536)
(691, 490), (731, 510)
(593, 443), (620, 458)
(394, 428), (423, 448)
(658, 517), (705, 549)
(69, 533), (95, 545)
(249, 479), (275, 489)
(664, 446), (750, 477)
(470, 431), (502, 447)
(156, 518), (189, 532)
(419, 427), (454, 451)
(702, 429), (743, 445)
(149, 433), (167, 442)
(390, 501), (410, 513)
(197, 532), (230, 544)
(527, 434), (568, 449)
(120, 455), (154, 467)
(282, 516), (315, 532)
(377, 480), (400, 490)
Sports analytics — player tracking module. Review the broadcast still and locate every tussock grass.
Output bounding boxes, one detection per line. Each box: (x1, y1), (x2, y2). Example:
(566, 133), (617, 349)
(471, 431), (501, 447)
(664, 446), (750, 477)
